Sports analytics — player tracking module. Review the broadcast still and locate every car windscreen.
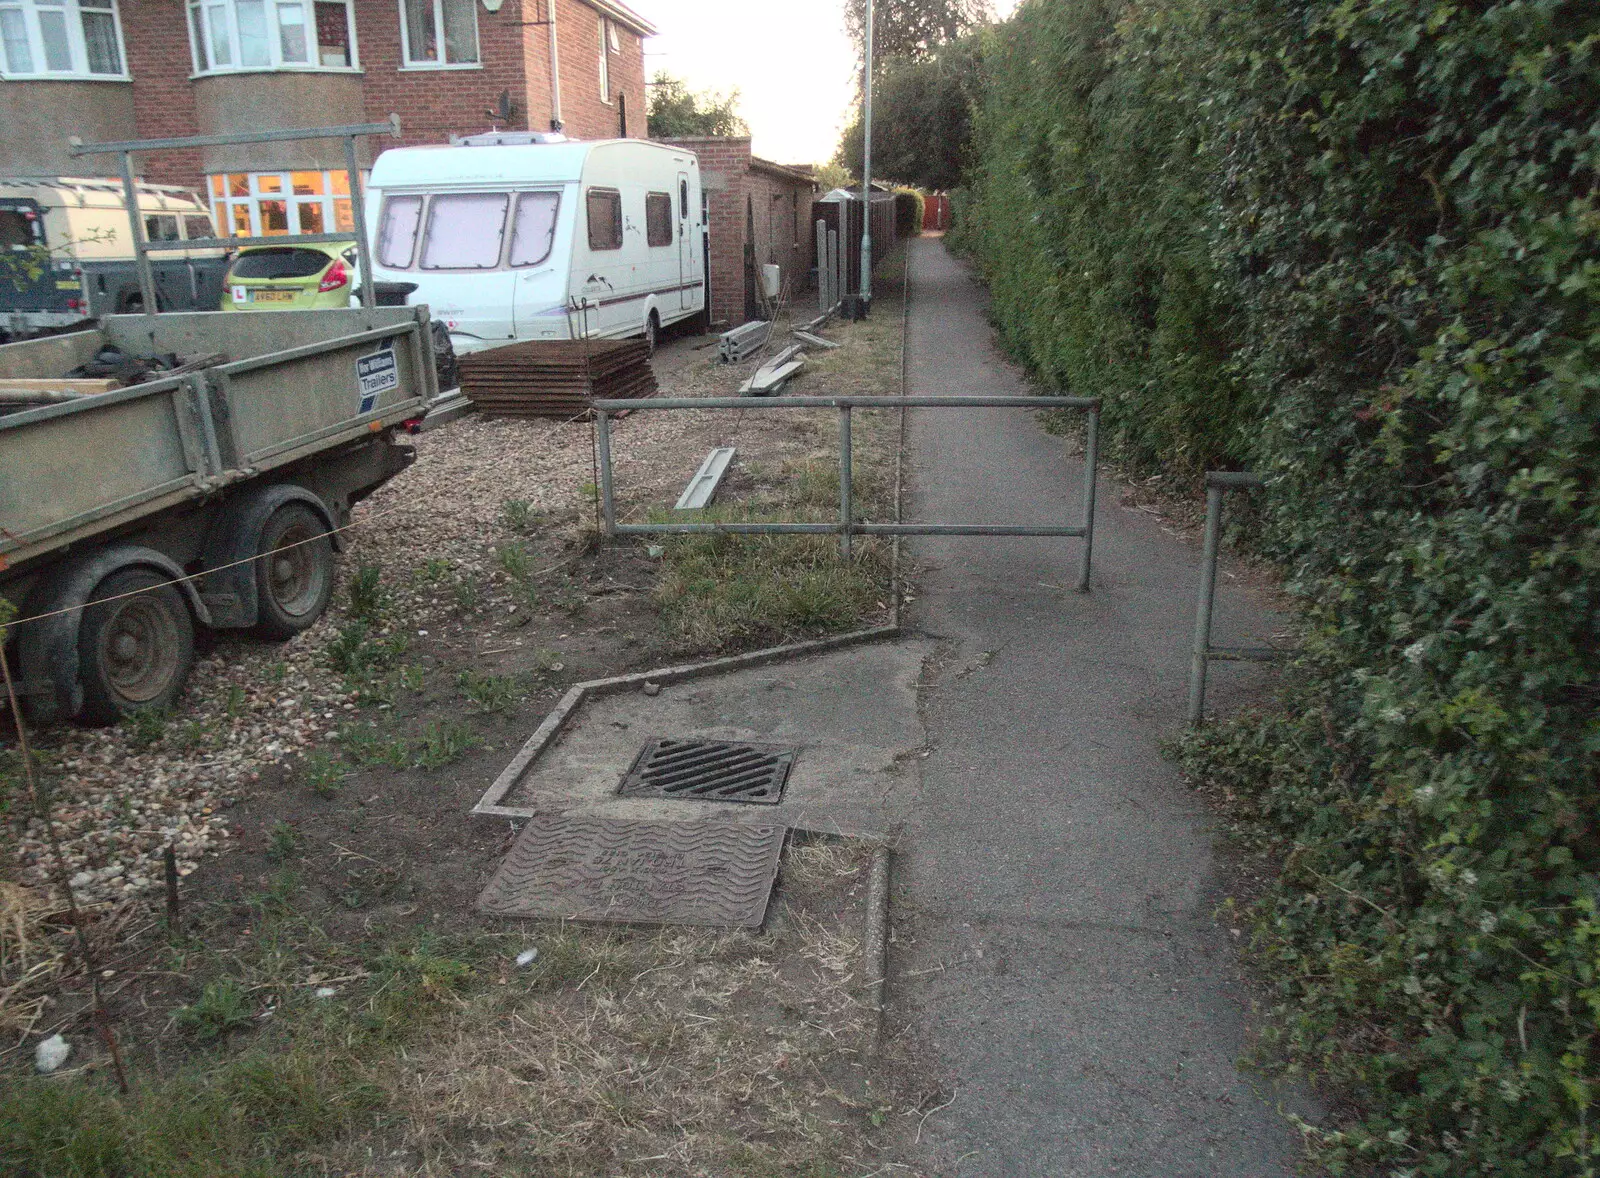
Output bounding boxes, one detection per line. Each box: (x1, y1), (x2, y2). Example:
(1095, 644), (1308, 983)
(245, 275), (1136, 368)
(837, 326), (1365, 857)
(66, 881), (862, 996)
(229, 248), (334, 279)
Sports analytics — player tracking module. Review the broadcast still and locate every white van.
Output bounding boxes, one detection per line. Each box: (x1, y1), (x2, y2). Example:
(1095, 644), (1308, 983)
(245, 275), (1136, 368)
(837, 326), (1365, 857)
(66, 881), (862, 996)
(0, 177), (224, 339)
(364, 133), (704, 356)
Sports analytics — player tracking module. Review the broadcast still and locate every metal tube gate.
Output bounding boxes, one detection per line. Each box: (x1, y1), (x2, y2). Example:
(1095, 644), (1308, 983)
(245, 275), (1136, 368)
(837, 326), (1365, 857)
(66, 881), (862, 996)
(69, 115), (402, 315)
(591, 395), (1102, 592)
(1187, 471), (1281, 723)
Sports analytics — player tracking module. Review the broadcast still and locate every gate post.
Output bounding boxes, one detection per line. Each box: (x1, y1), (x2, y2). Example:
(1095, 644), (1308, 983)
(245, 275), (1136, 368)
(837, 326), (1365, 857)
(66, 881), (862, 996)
(1076, 403), (1099, 592)
(839, 405), (853, 560)
(817, 219), (829, 312)
(595, 410), (616, 538)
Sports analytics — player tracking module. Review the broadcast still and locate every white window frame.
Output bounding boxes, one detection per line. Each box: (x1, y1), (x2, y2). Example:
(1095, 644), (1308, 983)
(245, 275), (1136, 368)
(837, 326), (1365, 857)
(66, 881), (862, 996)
(397, 0), (478, 71)
(186, 0), (359, 77)
(596, 14), (609, 103)
(0, 0), (129, 81)
(210, 170), (359, 239)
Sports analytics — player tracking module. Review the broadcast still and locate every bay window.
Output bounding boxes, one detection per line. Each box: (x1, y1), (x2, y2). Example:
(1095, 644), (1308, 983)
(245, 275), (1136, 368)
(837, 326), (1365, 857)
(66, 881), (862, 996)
(0, 0), (126, 79)
(400, 0), (476, 68)
(187, 0), (355, 74)
(210, 171), (356, 238)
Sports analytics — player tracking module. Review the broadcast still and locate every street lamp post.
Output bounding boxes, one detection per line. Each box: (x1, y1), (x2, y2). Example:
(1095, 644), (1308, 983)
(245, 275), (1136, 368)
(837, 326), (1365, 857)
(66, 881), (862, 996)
(858, 0), (874, 315)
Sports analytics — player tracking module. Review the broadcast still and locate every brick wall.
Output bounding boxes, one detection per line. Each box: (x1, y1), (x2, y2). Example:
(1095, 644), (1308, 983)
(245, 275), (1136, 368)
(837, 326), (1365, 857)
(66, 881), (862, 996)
(359, 0), (530, 147)
(548, 0), (645, 139)
(81, 0), (646, 193)
(658, 137), (815, 327)
(123, 2), (203, 187)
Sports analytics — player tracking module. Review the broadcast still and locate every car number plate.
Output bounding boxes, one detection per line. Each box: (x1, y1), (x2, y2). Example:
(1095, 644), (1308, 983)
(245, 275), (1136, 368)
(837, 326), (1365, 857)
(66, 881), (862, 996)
(251, 289), (296, 303)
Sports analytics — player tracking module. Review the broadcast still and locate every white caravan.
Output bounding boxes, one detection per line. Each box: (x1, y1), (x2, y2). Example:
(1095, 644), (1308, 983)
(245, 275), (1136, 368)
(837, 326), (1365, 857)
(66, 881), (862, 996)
(364, 133), (704, 356)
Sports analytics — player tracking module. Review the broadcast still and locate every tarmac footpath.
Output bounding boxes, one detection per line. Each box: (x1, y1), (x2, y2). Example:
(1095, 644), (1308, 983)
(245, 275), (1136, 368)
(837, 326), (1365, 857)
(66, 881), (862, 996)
(893, 237), (1313, 1177)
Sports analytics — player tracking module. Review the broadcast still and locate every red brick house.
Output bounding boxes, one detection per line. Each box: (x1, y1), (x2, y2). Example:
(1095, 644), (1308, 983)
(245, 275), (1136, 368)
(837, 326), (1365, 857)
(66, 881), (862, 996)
(0, 0), (652, 237)
(659, 136), (815, 327)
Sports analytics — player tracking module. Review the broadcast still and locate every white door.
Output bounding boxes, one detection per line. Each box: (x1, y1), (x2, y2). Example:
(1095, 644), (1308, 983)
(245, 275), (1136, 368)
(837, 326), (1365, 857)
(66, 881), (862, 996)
(677, 172), (692, 311)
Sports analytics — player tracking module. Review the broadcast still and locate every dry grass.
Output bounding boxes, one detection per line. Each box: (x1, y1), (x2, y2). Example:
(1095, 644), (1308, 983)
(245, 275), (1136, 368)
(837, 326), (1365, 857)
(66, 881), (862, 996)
(1, 841), (907, 1177)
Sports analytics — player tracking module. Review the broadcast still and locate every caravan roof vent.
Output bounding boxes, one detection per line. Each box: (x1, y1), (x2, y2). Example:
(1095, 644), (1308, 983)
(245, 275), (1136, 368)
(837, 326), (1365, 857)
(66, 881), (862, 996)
(452, 131), (572, 147)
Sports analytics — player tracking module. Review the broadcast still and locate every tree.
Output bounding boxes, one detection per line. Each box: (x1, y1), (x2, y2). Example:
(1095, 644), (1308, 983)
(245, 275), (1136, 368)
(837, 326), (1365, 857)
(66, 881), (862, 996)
(834, 37), (981, 191)
(647, 73), (749, 139)
(812, 162), (855, 192)
(844, 0), (990, 64)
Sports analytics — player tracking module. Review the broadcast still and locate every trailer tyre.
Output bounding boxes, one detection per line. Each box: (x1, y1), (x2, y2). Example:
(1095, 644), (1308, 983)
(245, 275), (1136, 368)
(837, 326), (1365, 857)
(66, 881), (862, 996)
(78, 569), (196, 724)
(252, 502), (335, 639)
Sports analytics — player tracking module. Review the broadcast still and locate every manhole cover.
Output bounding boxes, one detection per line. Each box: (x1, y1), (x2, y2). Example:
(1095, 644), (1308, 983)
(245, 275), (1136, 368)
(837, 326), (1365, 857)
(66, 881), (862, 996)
(617, 738), (796, 805)
(476, 815), (785, 927)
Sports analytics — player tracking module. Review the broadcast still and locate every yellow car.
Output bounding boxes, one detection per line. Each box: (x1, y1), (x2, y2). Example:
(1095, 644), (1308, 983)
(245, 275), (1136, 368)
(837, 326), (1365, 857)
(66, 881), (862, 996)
(221, 240), (360, 311)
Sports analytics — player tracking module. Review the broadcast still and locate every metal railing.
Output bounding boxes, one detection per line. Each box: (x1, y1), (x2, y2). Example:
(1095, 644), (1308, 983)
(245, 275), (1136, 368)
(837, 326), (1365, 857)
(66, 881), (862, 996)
(590, 394), (1102, 591)
(1188, 471), (1287, 723)
(68, 116), (402, 314)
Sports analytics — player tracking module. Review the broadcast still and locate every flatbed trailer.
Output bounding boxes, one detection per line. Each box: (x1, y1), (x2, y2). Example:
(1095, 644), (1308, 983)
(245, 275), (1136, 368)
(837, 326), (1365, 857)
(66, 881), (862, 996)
(0, 305), (437, 722)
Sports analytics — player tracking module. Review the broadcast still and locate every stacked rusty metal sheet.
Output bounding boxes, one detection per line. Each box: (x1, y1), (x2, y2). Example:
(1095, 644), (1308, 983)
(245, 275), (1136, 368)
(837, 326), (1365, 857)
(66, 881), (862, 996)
(457, 338), (657, 419)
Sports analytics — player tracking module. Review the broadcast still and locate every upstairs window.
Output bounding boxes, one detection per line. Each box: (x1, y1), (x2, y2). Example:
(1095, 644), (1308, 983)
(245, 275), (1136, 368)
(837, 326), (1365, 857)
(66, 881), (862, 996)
(400, 0), (476, 67)
(0, 0), (127, 78)
(645, 192), (671, 247)
(596, 14), (608, 101)
(187, 0), (355, 74)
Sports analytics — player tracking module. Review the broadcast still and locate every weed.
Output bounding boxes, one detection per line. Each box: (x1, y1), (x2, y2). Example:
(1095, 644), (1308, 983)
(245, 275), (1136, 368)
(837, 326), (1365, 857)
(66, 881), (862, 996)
(414, 557), (452, 584)
(122, 707), (169, 750)
(534, 648), (566, 673)
(373, 938), (474, 998)
(399, 664), (424, 693)
(301, 751), (346, 799)
(457, 670), (520, 713)
(497, 542), (532, 582)
(325, 622), (408, 699)
(175, 978), (255, 1041)
(225, 684), (247, 717)
(267, 821), (299, 862)
(173, 718), (213, 753)
(264, 661), (288, 683)
(501, 498), (539, 533)
(411, 721), (477, 769)
(452, 575), (481, 613)
(346, 563), (388, 623)
(336, 724), (409, 769)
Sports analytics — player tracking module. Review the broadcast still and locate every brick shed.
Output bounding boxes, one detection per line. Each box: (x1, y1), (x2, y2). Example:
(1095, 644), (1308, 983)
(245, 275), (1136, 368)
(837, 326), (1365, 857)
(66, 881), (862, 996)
(658, 137), (816, 327)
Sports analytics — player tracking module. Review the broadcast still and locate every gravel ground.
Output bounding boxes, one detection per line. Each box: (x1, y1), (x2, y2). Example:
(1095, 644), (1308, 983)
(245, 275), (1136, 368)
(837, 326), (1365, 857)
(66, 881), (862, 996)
(1, 319), (868, 914)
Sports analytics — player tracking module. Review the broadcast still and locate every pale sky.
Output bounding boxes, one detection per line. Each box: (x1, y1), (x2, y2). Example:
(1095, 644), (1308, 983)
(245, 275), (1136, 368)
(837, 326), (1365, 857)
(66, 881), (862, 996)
(626, 0), (1020, 166)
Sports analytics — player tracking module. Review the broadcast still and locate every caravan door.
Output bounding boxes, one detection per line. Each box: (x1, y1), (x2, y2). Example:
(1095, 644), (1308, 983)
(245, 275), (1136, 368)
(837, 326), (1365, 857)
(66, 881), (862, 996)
(677, 172), (692, 310)
(507, 189), (569, 340)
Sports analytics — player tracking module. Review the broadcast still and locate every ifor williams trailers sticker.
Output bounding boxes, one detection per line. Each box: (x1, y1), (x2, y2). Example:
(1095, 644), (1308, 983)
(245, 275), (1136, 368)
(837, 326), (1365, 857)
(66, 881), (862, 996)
(357, 345), (399, 414)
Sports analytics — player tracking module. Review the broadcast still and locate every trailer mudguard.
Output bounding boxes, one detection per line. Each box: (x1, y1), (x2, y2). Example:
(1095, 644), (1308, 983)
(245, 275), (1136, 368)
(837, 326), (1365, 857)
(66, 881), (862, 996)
(16, 546), (211, 724)
(200, 484), (338, 630)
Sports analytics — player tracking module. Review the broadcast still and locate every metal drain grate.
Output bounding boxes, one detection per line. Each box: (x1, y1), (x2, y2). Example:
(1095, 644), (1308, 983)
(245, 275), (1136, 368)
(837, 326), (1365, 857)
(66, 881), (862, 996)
(617, 739), (796, 804)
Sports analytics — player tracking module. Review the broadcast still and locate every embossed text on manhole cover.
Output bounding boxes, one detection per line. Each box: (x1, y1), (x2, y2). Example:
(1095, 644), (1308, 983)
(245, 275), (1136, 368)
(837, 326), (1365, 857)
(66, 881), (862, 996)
(476, 816), (785, 927)
(617, 738), (796, 805)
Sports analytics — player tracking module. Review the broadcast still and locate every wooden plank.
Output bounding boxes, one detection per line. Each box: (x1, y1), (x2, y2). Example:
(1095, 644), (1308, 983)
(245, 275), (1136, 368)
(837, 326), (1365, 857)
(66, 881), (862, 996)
(0, 378), (118, 394)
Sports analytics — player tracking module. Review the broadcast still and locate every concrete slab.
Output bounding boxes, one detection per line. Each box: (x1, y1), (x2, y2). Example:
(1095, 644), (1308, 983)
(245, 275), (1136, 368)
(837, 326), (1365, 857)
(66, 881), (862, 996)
(491, 639), (935, 839)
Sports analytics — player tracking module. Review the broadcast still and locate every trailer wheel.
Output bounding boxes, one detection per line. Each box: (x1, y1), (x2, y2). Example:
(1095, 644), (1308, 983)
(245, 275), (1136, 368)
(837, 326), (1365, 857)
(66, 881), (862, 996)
(78, 568), (195, 724)
(252, 502), (334, 639)
(644, 311), (660, 358)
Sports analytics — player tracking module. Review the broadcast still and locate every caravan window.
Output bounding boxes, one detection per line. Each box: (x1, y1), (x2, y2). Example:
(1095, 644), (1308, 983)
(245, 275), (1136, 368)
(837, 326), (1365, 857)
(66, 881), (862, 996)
(377, 194), (423, 267)
(645, 192), (672, 247)
(144, 214), (181, 242)
(509, 192), (560, 267)
(182, 214), (215, 239)
(585, 188), (621, 251)
(420, 192), (508, 269)
(0, 209), (40, 249)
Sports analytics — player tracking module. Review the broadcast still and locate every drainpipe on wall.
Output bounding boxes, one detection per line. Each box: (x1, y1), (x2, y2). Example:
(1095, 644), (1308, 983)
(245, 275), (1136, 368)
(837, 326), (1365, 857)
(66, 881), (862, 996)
(547, 0), (564, 130)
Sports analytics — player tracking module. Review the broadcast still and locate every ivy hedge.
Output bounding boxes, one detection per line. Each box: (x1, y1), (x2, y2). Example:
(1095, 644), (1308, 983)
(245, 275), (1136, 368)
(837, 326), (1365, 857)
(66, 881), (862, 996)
(955, 0), (1600, 1173)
